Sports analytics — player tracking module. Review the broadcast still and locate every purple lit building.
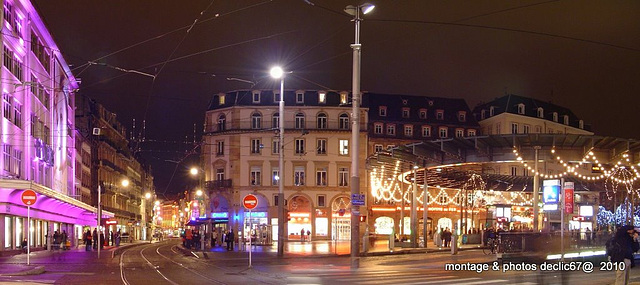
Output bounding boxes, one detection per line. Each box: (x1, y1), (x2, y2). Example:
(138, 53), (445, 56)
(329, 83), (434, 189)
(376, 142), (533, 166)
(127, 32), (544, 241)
(0, 0), (110, 254)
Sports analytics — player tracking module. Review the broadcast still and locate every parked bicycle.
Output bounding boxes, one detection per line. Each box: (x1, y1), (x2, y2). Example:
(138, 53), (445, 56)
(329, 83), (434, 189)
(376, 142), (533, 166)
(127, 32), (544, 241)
(483, 238), (498, 255)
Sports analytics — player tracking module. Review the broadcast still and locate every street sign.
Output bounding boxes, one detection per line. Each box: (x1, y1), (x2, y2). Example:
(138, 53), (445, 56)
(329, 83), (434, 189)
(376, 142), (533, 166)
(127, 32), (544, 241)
(564, 182), (574, 214)
(243, 194), (258, 210)
(21, 190), (37, 206)
(351, 194), (365, 206)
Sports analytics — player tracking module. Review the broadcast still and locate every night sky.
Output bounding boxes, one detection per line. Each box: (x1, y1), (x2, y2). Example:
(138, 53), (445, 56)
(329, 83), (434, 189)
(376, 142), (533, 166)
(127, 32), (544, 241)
(32, 0), (640, 197)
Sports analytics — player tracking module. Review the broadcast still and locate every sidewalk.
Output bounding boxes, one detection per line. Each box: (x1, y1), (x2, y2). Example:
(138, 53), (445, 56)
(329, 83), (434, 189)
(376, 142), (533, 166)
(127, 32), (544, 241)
(0, 241), (146, 276)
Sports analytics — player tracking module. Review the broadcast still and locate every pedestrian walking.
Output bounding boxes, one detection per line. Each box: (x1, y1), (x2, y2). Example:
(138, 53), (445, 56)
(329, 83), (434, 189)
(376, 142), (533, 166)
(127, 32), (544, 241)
(61, 231), (68, 250)
(212, 230), (218, 247)
(84, 230), (92, 251)
(53, 230), (60, 250)
(606, 225), (639, 285)
(300, 229), (305, 242)
(92, 229), (98, 249)
(306, 230), (311, 242)
(226, 229), (234, 251)
(443, 228), (452, 247)
(115, 230), (121, 246)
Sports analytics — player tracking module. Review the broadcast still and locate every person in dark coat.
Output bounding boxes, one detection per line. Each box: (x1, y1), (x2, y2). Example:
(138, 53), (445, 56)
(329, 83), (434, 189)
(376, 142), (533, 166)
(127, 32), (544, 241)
(226, 229), (234, 251)
(443, 228), (452, 247)
(607, 225), (639, 285)
(84, 230), (92, 251)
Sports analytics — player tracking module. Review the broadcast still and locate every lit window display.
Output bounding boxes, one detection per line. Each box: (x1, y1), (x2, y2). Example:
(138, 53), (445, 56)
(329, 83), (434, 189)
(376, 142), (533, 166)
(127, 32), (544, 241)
(374, 216), (394, 235)
(315, 218), (328, 236)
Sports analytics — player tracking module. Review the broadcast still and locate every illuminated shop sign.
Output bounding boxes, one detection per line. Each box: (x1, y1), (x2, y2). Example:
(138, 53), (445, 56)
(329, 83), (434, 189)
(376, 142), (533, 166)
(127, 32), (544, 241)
(244, 212), (267, 218)
(211, 212), (229, 219)
(543, 179), (560, 204)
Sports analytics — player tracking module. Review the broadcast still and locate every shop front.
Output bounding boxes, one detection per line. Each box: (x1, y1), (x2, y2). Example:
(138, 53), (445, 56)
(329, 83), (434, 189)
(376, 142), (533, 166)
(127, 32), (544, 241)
(288, 195), (312, 240)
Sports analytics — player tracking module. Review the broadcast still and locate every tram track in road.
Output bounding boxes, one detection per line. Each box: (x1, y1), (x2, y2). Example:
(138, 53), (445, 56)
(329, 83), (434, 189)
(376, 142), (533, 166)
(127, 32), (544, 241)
(119, 240), (280, 285)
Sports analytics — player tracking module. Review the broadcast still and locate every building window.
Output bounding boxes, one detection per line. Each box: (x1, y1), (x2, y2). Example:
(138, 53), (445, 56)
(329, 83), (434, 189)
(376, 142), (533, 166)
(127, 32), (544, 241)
(455, 129), (464, 138)
(436, 110), (444, 120)
(422, 126), (431, 137)
(316, 113), (327, 129)
(295, 139), (305, 155)
(295, 113), (305, 129)
(216, 140), (224, 156)
(272, 113), (279, 129)
(316, 168), (327, 186)
(250, 167), (262, 186)
(338, 167), (349, 187)
(294, 166), (305, 186)
(481, 109), (486, 120)
(374, 144), (383, 153)
(3, 144), (11, 172)
(523, 168), (529, 177)
(217, 114), (226, 131)
(552, 112), (558, 122)
(458, 111), (466, 122)
(340, 93), (348, 104)
(272, 168), (279, 186)
(339, 139), (349, 155)
(216, 168), (225, 181)
(250, 139), (262, 154)
(404, 125), (413, 137)
(439, 127), (447, 138)
(318, 91), (326, 104)
(495, 123), (501, 134)
(296, 92), (304, 103)
(316, 139), (327, 155)
(339, 113), (349, 130)
(537, 107), (544, 118)
(419, 109), (427, 119)
(563, 115), (569, 125)
(579, 120), (584, 129)
(3, 93), (11, 121)
(523, 125), (530, 134)
(251, 113), (262, 129)
(535, 125), (542, 133)
(387, 145), (396, 150)
(252, 91), (260, 103)
(273, 91), (280, 103)
(318, 195), (326, 207)
(402, 108), (410, 118)
(517, 104), (525, 115)
(374, 123), (383, 134)
(467, 129), (476, 137)
(510, 123), (518, 134)
(219, 94), (225, 105)
(387, 124), (395, 135)
(3, 46), (22, 81)
(272, 139), (280, 154)
(490, 106), (495, 116)
(379, 106), (387, 117)
(511, 166), (517, 176)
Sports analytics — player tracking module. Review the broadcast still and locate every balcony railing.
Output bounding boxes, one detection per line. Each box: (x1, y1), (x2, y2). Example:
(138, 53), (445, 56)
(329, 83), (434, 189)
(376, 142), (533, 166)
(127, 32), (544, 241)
(204, 179), (232, 191)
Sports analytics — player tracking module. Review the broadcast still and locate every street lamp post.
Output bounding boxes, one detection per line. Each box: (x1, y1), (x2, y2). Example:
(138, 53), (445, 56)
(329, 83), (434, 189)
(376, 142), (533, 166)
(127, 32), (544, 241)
(270, 66), (285, 257)
(344, 2), (374, 269)
(145, 192), (152, 243)
(191, 167), (207, 251)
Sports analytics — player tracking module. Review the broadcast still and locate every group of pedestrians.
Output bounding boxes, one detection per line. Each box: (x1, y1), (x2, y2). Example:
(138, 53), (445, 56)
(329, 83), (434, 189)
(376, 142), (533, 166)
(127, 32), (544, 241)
(82, 229), (122, 251)
(433, 228), (452, 247)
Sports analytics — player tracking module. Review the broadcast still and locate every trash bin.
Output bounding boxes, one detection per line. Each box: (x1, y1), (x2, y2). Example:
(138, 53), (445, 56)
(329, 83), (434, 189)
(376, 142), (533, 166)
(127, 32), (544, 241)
(462, 234), (468, 244)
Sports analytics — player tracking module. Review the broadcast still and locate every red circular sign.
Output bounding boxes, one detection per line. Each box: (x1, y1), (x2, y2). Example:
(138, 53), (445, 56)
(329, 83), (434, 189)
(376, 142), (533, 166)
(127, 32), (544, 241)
(21, 190), (37, 206)
(243, 194), (258, 210)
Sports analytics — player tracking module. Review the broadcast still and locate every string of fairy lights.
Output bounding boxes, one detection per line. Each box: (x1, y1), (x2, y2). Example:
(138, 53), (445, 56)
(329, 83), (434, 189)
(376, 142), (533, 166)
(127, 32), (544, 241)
(369, 162), (533, 207)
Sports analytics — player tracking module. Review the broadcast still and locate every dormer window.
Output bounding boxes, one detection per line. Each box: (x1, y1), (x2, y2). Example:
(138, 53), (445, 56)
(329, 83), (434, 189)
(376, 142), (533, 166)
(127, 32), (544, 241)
(490, 106), (495, 116)
(379, 106), (387, 117)
(517, 103), (525, 115)
(419, 109), (427, 119)
(296, 92), (304, 103)
(563, 115), (569, 125)
(579, 120), (584, 129)
(552, 112), (558, 122)
(340, 92), (348, 104)
(273, 91), (281, 102)
(436, 110), (444, 120)
(219, 94), (225, 105)
(318, 91), (326, 104)
(458, 111), (466, 122)
(252, 91), (261, 103)
(402, 108), (410, 118)
(536, 107), (543, 118)
(481, 109), (486, 120)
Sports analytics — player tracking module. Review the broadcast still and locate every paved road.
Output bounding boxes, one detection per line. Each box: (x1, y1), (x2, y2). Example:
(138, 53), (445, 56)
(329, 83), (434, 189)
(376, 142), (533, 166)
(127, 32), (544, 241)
(1, 239), (639, 284)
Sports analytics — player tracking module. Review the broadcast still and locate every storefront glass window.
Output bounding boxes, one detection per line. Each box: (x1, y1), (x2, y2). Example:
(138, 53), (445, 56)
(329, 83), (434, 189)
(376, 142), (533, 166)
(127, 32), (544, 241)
(4, 216), (11, 248)
(374, 217), (394, 235)
(315, 218), (328, 236)
(15, 217), (22, 248)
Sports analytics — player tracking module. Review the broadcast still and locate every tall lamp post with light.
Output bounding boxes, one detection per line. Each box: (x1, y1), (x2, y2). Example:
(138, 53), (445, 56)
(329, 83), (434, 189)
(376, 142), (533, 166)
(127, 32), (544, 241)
(145, 192), (153, 243)
(344, 2), (374, 269)
(270, 66), (286, 257)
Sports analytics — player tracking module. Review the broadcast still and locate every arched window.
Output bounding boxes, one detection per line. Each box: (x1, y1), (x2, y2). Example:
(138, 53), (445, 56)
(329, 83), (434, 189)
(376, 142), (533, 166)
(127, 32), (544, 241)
(295, 112), (305, 129)
(316, 113), (327, 129)
(339, 113), (349, 130)
(251, 112), (262, 129)
(217, 114), (226, 131)
(272, 113), (279, 129)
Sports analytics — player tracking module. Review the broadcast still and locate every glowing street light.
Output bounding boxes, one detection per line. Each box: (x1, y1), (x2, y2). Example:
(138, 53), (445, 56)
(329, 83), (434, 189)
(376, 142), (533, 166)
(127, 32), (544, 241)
(190, 167), (199, 176)
(121, 179), (130, 187)
(196, 189), (203, 197)
(271, 65), (286, 258)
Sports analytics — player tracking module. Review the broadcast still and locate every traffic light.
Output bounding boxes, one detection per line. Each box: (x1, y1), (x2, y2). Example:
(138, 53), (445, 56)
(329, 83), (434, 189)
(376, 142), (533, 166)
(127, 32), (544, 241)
(359, 216), (367, 222)
(285, 209), (291, 221)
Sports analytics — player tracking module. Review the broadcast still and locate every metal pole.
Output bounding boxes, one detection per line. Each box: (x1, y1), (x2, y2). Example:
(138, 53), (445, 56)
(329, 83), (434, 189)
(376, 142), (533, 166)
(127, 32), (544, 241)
(533, 146), (540, 231)
(410, 166), (417, 247)
(277, 77), (285, 258)
(422, 169), (428, 248)
(98, 184), (101, 259)
(27, 205), (30, 265)
(249, 210), (252, 268)
(560, 178), (565, 262)
(350, 8), (362, 269)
